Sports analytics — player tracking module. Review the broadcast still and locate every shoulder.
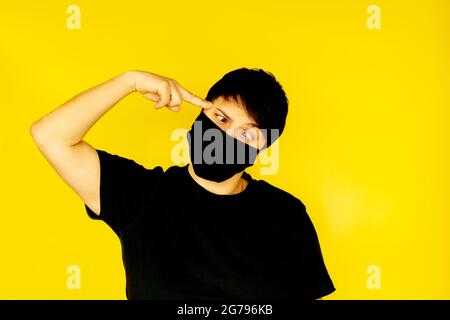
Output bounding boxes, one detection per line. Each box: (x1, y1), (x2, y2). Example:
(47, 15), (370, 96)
(250, 178), (312, 228)
(252, 179), (322, 250)
(162, 164), (188, 181)
(252, 178), (307, 212)
(164, 164), (186, 175)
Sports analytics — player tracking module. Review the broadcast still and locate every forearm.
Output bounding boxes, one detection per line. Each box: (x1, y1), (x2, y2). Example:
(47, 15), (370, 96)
(31, 71), (136, 146)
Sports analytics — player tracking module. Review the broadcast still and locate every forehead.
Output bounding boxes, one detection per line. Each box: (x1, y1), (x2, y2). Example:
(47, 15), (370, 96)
(211, 96), (257, 126)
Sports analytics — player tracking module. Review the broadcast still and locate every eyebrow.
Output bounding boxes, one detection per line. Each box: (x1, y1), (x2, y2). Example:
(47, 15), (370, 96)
(216, 107), (259, 128)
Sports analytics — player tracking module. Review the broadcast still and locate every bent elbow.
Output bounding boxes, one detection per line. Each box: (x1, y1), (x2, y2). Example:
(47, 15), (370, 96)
(30, 121), (47, 145)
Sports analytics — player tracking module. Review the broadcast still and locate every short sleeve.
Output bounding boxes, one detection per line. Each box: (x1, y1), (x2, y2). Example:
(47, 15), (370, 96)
(84, 149), (164, 238)
(291, 202), (336, 300)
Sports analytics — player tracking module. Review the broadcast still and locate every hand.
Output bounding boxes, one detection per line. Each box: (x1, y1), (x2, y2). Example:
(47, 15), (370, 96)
(127, 70), (213, 112)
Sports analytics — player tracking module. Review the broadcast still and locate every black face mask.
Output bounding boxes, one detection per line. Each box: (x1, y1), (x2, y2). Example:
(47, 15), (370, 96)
(186, 111), (260, 182)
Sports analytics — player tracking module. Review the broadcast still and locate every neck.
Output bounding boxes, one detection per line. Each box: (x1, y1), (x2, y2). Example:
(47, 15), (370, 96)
(187, 163), (248, 195)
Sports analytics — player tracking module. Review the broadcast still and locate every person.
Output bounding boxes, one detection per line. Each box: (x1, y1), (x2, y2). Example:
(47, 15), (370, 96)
(30, 68), (335, 300)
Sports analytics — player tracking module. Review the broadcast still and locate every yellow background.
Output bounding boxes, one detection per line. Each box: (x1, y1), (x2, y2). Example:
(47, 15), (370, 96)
(1, 0), (449, 299)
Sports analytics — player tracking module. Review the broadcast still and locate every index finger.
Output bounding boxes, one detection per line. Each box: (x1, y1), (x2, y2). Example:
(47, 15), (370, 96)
(177, 85), (213, 109)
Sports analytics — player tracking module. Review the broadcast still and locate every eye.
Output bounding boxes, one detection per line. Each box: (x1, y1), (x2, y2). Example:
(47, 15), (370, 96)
(215, 113), (227, 123)
(241, 131), (255, 141)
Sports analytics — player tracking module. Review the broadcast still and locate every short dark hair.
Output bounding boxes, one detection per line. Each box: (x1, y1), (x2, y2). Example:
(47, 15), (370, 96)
(206, 68), (289, 148)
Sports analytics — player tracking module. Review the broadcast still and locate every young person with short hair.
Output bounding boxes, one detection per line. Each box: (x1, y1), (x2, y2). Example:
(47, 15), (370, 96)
(31, 68), (335, 300)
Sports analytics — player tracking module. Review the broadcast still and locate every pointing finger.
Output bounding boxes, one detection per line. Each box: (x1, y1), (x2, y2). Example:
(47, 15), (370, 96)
(176, 84), (213, 109)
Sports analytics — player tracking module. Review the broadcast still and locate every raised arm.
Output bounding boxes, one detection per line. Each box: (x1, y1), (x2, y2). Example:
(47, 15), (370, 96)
(30, 70), (212, 216)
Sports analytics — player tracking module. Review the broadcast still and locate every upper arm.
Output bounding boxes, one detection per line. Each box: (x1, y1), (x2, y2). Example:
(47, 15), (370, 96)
(32, 139), (101, 215)
(292, 201), (336, 299)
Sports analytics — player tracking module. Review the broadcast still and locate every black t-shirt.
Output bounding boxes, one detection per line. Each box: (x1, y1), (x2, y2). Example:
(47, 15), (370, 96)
(84, 149), (336, 300)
